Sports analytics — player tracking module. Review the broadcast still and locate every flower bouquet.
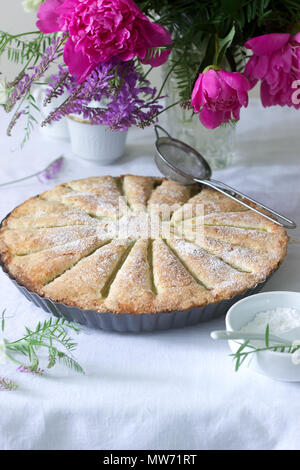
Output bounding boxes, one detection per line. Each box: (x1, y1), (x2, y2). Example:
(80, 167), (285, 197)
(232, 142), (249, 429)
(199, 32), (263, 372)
(1, 1), (300, 160)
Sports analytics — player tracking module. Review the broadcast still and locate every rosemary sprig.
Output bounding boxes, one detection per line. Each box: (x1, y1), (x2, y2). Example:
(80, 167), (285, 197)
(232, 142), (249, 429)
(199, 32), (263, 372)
(231, 324), (300, 372)
(0, 311), (84, 390)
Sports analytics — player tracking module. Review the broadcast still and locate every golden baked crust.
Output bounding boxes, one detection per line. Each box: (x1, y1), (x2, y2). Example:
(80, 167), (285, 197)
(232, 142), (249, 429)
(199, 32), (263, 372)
(0, 175), (288, 314)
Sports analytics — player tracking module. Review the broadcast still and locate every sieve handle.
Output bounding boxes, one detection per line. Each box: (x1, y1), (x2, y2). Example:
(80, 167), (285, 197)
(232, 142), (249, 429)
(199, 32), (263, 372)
(194, 178), (297, 229)
(154, 125), (172, 140)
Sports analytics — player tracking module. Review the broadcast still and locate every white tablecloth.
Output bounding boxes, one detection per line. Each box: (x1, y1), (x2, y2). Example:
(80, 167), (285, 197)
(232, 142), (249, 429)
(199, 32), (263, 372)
(0, 101), (300, 450)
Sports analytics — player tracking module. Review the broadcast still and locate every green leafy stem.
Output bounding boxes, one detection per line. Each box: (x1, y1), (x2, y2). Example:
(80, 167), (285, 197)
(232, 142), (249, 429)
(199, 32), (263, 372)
(231, 324), (300, 371)
(0, 309), (84, 390)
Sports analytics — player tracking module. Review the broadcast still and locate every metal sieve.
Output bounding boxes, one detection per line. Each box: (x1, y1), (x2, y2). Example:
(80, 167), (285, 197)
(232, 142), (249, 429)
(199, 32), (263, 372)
(154, 125), (296, 229)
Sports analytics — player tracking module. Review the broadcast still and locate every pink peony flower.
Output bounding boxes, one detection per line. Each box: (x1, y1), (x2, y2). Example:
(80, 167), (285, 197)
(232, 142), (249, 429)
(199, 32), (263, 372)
(37, 0), (172, 83)
(191, 68), (251, 129)
(244, 33), (300, 108)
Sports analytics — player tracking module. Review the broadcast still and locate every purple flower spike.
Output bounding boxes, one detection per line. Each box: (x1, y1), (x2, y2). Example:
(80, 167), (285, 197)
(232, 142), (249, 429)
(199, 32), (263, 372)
(17, 366), (44, 376)
(43, 59), (164, 130)
(0, 376), (18, 391)
(37, 155), (64, 183)
(0, 155), (64, 188)
(6, 35), (65, 113)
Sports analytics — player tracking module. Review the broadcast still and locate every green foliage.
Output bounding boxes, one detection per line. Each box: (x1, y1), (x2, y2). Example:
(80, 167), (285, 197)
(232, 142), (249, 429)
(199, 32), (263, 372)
(1, 311), (84, 386)
(20, 94), (40, 148)
(136, 0), (300, 100)
(231, 323), (300, 372)
(0, 31), (60, 67)
(0, 31), (64, 146)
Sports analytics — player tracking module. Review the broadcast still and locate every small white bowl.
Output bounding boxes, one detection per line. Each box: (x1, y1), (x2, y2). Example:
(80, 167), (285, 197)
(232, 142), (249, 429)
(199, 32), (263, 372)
(226, 291), (300, 382)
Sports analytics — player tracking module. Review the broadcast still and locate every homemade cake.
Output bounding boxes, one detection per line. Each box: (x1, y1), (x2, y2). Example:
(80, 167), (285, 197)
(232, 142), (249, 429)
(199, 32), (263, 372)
(0, 175), (288, 314)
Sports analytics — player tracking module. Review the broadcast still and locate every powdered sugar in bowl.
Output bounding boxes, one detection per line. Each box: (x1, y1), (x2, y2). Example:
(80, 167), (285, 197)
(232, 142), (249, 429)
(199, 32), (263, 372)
(225, 291), (300, 382)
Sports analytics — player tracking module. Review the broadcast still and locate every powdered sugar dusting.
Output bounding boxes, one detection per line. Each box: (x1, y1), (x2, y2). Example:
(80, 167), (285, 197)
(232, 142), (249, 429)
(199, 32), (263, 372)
(239, 308), (300, 347)
(3, 175), (287, 313)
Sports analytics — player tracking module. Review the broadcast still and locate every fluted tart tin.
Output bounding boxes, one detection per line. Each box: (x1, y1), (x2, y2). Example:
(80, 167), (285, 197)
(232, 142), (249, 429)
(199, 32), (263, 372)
(0, 252), (273, 332)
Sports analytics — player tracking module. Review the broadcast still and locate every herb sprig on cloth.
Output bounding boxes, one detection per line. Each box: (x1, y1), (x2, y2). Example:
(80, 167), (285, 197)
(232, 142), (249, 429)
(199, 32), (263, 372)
(231, 324), (300, 372)
(0, 310), (84, 390)
(0, 155), (64, 188)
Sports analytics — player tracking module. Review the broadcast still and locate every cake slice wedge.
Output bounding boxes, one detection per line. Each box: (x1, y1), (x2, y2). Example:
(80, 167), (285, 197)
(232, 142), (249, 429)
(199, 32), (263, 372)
(43, 239), (131, 311)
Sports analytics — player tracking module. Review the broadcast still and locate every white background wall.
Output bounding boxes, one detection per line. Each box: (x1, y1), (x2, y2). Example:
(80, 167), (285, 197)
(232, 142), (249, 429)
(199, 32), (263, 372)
(0, 1), (36, 33)
(0, 1), (37, 79)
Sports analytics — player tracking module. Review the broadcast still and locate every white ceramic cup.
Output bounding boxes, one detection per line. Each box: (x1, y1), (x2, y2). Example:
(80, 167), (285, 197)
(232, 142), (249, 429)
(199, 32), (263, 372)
(67, 115), (128, 164)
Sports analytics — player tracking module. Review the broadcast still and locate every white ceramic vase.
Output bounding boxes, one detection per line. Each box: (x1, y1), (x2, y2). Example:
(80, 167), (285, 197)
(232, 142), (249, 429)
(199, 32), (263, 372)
(67, 115), (128, 164)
